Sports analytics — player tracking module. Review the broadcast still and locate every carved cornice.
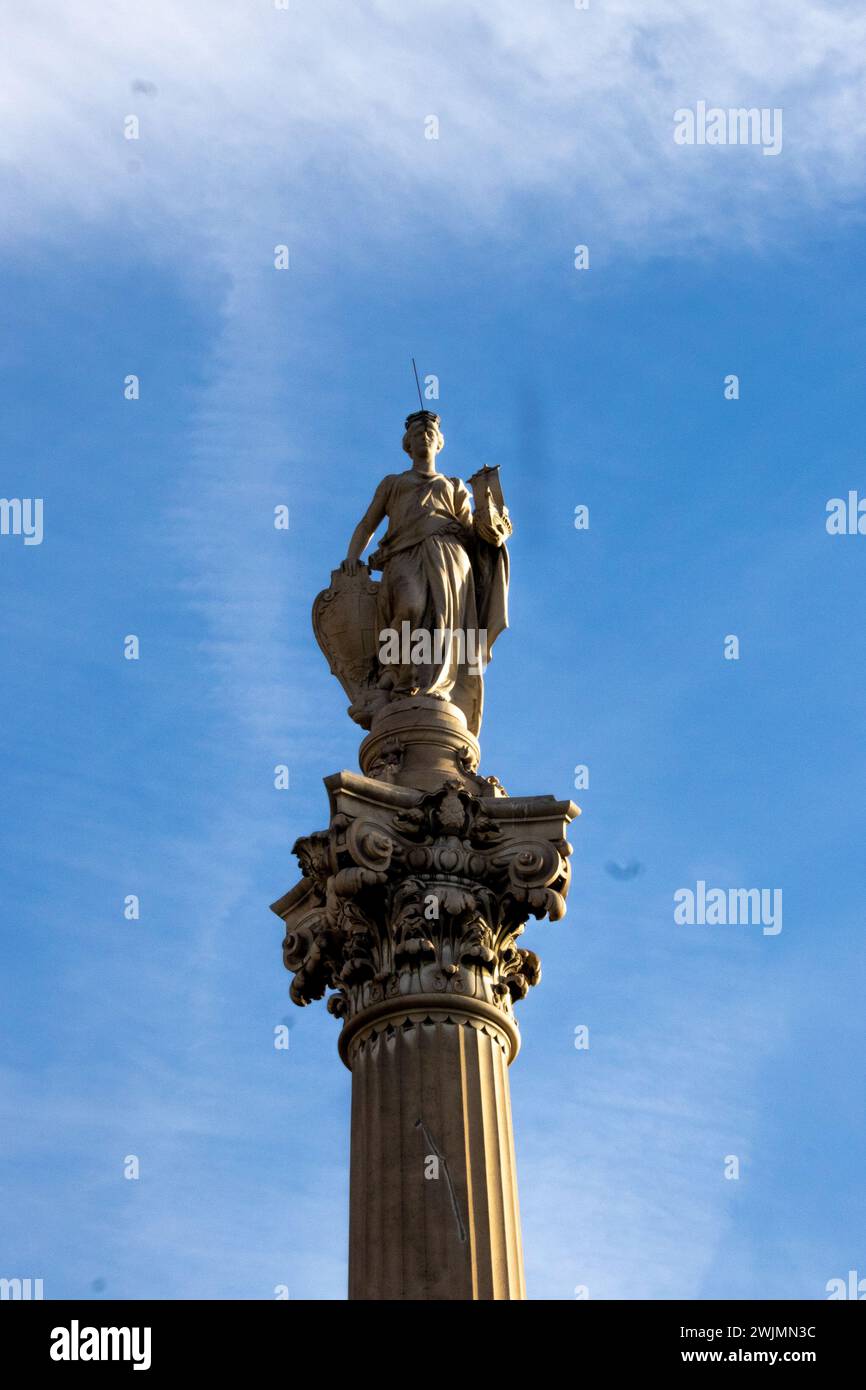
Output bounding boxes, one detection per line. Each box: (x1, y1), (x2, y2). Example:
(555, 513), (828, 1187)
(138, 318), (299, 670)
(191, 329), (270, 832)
(270, 773), (578, 1067)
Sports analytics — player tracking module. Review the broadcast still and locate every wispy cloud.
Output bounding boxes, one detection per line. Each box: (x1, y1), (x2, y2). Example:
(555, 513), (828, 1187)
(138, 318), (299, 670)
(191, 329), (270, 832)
(2, 1), (866, 257)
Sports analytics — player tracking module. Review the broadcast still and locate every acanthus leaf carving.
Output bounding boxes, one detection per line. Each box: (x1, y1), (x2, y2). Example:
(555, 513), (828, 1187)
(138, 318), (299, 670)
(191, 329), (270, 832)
(272, 776), (577, 1035)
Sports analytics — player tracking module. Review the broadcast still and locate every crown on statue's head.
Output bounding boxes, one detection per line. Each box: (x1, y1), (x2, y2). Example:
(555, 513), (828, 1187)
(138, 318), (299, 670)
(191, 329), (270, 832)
(404, 409), (441, 431)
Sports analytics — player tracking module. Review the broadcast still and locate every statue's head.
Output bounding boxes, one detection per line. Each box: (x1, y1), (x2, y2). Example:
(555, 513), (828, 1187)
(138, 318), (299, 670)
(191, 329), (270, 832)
(403, 410), (444, 467)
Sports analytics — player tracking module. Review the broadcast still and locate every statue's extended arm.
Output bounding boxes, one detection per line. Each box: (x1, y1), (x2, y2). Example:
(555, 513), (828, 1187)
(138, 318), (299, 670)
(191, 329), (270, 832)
(340, 478), (389, 575)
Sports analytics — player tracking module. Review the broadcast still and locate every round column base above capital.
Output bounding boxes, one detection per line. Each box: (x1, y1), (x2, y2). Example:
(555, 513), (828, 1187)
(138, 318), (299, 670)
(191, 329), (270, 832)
(359, 697), (487, 793)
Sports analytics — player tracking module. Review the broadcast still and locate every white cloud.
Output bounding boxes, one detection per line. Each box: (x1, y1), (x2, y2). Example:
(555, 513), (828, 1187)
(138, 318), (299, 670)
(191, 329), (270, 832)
(2, 0), (865, 256)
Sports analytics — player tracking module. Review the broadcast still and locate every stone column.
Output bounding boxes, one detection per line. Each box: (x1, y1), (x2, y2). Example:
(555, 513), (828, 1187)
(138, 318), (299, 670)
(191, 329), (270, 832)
(345, 999), (523, 1300)
(271, 732), (578, 1302)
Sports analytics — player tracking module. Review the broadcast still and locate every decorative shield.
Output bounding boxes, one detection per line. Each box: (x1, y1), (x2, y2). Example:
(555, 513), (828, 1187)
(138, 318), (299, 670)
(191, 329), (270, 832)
(312, 566), (381, 709)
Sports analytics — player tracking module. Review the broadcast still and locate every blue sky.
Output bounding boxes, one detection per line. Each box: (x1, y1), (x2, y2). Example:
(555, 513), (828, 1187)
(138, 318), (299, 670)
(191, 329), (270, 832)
(2, 0), (865, 1299)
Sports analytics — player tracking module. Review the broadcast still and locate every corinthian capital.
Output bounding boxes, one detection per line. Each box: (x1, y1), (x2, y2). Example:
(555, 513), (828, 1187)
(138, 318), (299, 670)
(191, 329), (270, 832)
(270, 773), (578, 1065)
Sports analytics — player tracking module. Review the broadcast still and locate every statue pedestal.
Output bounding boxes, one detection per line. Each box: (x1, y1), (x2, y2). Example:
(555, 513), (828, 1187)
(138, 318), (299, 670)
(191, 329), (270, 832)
(270, 770), (578, 1300)
(359, 696), (501, 796)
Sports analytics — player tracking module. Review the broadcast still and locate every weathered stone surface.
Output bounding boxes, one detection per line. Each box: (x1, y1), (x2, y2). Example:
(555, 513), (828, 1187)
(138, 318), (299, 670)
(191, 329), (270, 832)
(347, 1013), (524, 1299)
(271, 408), (578, 1299)
(358, 695), (491, 796)
(271, 772), (577, 1053)
(271, 769), (578, 1300)
(314, 410), (511, 737)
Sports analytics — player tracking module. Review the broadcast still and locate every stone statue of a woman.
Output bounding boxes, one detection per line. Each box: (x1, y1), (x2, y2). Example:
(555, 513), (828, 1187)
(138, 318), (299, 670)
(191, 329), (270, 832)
(333, 410), (510, 737)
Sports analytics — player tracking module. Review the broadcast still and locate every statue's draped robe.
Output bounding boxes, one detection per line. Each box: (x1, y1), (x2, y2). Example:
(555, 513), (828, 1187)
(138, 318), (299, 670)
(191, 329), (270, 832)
(368, 470), (508, 735)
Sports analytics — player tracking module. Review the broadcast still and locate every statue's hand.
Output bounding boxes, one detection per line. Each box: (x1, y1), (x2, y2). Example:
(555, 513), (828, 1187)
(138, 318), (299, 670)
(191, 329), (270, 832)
(340, 557), (360, 576)
(476, 505), (512, 547)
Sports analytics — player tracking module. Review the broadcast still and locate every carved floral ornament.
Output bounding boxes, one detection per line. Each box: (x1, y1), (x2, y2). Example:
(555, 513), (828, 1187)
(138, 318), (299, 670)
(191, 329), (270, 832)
(271, 777), (575, 1040)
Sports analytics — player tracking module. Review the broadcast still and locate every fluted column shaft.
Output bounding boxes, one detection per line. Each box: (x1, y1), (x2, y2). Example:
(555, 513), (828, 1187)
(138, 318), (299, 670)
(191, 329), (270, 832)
(346, 1004), (524, 1300)
(272, 770), (577, 1302)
